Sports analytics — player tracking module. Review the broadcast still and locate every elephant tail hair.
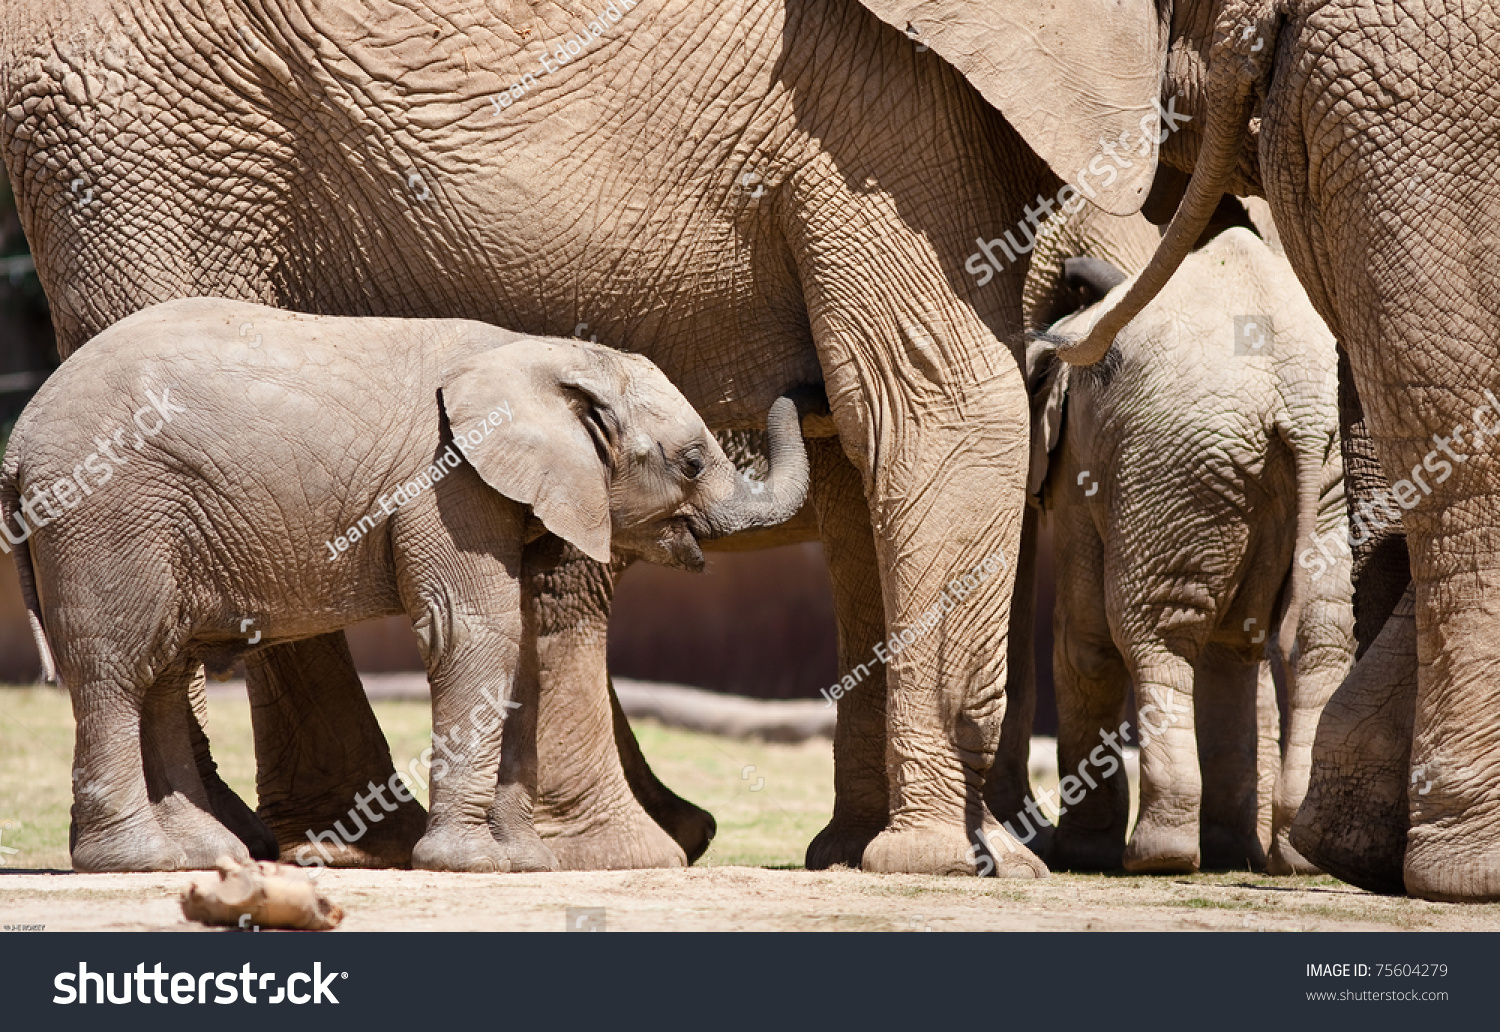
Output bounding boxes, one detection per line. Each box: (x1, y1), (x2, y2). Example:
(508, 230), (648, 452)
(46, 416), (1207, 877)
(0, 473), (57, 685)
(1276, 426), (1325, 672)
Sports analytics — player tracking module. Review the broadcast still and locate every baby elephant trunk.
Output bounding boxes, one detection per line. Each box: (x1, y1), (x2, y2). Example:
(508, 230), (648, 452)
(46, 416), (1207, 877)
(694, 394), (811, 540)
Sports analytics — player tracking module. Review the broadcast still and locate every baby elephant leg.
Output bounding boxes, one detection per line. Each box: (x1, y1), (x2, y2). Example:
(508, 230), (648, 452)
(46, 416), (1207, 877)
(1124, 650), (1201, 873)
(178, 668), (279, 860)
(68, 658), (189, 872)
(1193, 642), (1268, 871)
(141, 660), (255, 868)
(401, 499), (526, 874)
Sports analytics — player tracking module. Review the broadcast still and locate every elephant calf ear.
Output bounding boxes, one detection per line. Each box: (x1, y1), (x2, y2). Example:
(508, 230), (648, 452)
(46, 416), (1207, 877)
(439, 341), (613, 563)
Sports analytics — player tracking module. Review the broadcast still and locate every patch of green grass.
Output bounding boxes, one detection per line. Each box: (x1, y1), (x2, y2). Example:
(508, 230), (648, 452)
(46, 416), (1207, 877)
(630, 720), (833, 868)
(1174, 896), (1268, 911)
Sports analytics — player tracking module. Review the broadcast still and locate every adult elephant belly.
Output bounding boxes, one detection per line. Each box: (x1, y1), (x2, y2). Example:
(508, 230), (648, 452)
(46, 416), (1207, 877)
(4, 0), (1050, 876)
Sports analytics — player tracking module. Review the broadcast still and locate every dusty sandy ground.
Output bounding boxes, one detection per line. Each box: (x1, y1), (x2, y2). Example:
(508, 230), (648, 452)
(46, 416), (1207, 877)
(2, 866), (1496, 932)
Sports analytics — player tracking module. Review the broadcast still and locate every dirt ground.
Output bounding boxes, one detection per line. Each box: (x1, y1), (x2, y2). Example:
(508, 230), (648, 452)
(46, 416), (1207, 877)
(4, 686), (1498, 932)
(3, 866), (1497, 932)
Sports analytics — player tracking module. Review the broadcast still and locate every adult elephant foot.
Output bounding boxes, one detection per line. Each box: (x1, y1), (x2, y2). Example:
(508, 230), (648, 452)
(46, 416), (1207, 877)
(806, 818), (883, 870)
(246, 635), (427, 868)
(610, 683), (714, 864)
(1289, 589), (1416, 895)
(527, 543), (690, 871)
(538, 797), (687, 871)
(1267, 831), (1321, 876)
(861, 824), (982, 877)
(1401, 592), (1500, 902)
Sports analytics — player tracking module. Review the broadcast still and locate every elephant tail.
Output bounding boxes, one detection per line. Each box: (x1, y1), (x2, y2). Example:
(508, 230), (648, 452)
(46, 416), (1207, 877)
(0, 466), (57, 685)
(1276, 425), (1326, 671)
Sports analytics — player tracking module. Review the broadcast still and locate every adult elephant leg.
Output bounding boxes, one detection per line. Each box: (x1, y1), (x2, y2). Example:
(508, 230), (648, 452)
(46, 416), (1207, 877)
(1337, 346), (1411, 656)
(609, 681), (717, 864)
(793, 226), (1043, 878)
(522, 540), (688, 870)
(1290, 589), (1416, 893)
(247, 635), (427, 867)
(805, 437), (891, 870)
(1352, 339), (1500, 899)
(1193, 643), (1266, 872)
(982, 504), (1049, 860)
(1285, 350), (1412, 880)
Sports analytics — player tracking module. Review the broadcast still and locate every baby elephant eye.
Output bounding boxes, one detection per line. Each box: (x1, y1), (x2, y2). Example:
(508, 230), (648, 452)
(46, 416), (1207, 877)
(680, 447), (706, 480)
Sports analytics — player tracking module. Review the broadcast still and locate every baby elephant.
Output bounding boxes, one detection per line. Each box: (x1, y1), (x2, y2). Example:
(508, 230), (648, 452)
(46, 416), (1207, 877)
(1028, 228), (1354, 875)
(2, 298), (810, 873)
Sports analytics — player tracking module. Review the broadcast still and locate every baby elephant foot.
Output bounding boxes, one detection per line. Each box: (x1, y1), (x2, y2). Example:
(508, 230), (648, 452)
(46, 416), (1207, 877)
(411, 823), (512, 873)
(1267, 829), (1322, 875)
(1123, 817), (1200, 874)
(71, 810), (191, 873)
(153, 793), (252, 869)
(805, 816), (884, 870)
(200, 775), (280, 861)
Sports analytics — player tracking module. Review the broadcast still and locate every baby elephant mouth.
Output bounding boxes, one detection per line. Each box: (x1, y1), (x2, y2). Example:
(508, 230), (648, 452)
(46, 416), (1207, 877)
(614, 517), (706, 572)
(672, 530), (707, 573)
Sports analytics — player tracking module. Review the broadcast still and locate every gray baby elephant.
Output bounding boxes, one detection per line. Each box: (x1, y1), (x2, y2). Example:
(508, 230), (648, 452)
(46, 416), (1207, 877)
(1027, 228), (1354, 876)
(1, 298), (810, 873)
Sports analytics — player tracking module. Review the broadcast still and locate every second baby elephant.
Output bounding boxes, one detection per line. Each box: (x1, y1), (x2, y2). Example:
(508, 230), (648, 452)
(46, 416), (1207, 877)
(1026, 228), (1354, 875)
(0, 298), (810, 873)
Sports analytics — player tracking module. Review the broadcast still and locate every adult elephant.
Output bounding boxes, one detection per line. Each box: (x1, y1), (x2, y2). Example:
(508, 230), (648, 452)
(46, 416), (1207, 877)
(859, 0), (1497, 899)
(3, 0), (1180, 875)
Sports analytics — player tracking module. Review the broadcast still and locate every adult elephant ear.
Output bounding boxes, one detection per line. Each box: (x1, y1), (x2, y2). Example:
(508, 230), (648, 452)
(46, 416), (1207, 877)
(439, 339), (614, 564)
(854, 0), (1169, 216)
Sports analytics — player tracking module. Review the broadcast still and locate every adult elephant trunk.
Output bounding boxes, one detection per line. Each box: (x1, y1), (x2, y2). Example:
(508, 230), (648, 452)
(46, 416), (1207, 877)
(692, 394), (811, 539)
(1052, 6), (1278, 367)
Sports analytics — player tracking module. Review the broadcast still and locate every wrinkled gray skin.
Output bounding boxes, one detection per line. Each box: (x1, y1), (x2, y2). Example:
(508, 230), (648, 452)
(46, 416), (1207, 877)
(1032, 228), (1353, 874)
(1, 299), (809, 872)
(2, 0), (1067, 877)
(838, 0), (1500, 901)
